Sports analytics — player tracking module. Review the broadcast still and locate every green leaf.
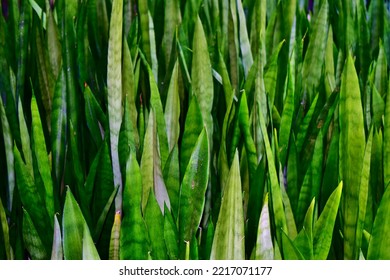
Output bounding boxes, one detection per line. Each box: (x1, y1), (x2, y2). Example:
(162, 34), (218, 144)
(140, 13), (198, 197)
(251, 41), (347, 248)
(237, 0), (253, 77)
(14, 146), (52, 251)
(279, 64), (295, 167)
(281, 229), (305, 260)
(140, 109), (171, 213)
(339, 53), (366, 260)
(162, 0), (181, 72)
(210, 150), (245, 260)
(23, 209), (48, 260)
(254, 194), (274, 260)
(259, 99), (287, 247)
(313, 182), (343, 260)
(372, 85), (385, 127)
(31, 95), (54, 227)
(164, 205), (179, 260)
(367, 184), (390, 259)
(107, 0), (124, 213)
(84, 84), (106, 148)
(301, 0), (329, 101)
(51, 215), (63, 260)
(192, 16), (214, 154)
(164, 60), (181, 152)
(0, 97), (14, 211)
(0, 196), (11, 259)
(120, 152), (149, 260)
(356, 128), (373, 256)
(108, 212), (121, 260)
(384, 77), (390, 187)
(178, 129), (209, 258)
(163, 145), (180, 219)
(51, 66), (67, 195)
(144, 191), (167, 260)
(180, 96), (204, 179)
(374, 41), (388, 97)
(139, 1), (158, 80)
(62, 188), (98, 260)
(139, 51), (169, 168)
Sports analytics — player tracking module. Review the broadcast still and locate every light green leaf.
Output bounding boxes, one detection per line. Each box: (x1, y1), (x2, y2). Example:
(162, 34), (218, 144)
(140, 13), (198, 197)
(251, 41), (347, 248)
(210, 151), (245, 260)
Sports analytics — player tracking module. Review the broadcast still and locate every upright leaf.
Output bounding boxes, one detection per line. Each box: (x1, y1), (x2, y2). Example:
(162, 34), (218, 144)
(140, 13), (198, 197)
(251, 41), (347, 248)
(254, 194), (274, 260)
(301, 0), (329, 101)
(210, 151), (245, 260)
(107, 0), (123, 213)
(367, 183), (390, 259)
(120, 152), (149, 260)
(313, 182), (343, 260)
(178, 129), (209, 258)
(339, 53), (365, 260)
(192, 16), (214, 155)
(140, 110), (171, 213)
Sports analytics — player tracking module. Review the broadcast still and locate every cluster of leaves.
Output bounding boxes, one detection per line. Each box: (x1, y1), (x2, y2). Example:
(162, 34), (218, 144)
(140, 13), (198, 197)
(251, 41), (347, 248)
(1, 0), (390, 260)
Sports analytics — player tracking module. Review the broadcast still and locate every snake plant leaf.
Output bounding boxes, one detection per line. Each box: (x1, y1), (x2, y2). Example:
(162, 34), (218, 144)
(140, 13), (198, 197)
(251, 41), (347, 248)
(139, 51), (169, 168)
(369, 0), (385, 52)
(107, 0), (123, 213)
(140, 109), (171, 214)
(83, 223), (101, 260)
(180, 96), (204, 179)
(34, 20), (55, 132)
(108, 211), (121, 260)
(45, 0), (61, 79)
(384, 77), (390, 187)
(84, 84), (106, 148)
(264, 40), (284, 109)
(372, 85), (384, 127)
(144, 190), (168, 260)
(164, 60), (181, 152)
(237, 0), (253, 77)
(121, 39), (139, 152)
(301, 0), (329, 101)
(120, 152), (149, 260)
(259, 99), (287, 248)
(162, 0), (181, 72)
(178, 129), (209, 258)
(163, 145), (180, 219)
(139, 1), (158, 80)
(192, 15), (214, 155)
(14, 145), (52, 252)
(0, 196), (11, 259)
(356, 128), (373, 256)
(296, 93), (319, 155)
(164, 205), (179, 260)
(23, 208), (48, 260)
(91, 140), (114, 223)
(374, 41), (388, 97)
(51, 214), (63, 260)
(313, 182), (343, 259)
(51, 66), (67, 197)
(367, 183), (390, 259)
(31, 95), (54, 227)
(63, 187), (97, 260)
(281, 229), (305, 260)
(210, 150), (245, 260)
(254, 194), (274, 260)
(339, 53), (366, 260)
(93, 186), (118, 243)
(0, 97), (14, 212)
(279, 64), (295, 167)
